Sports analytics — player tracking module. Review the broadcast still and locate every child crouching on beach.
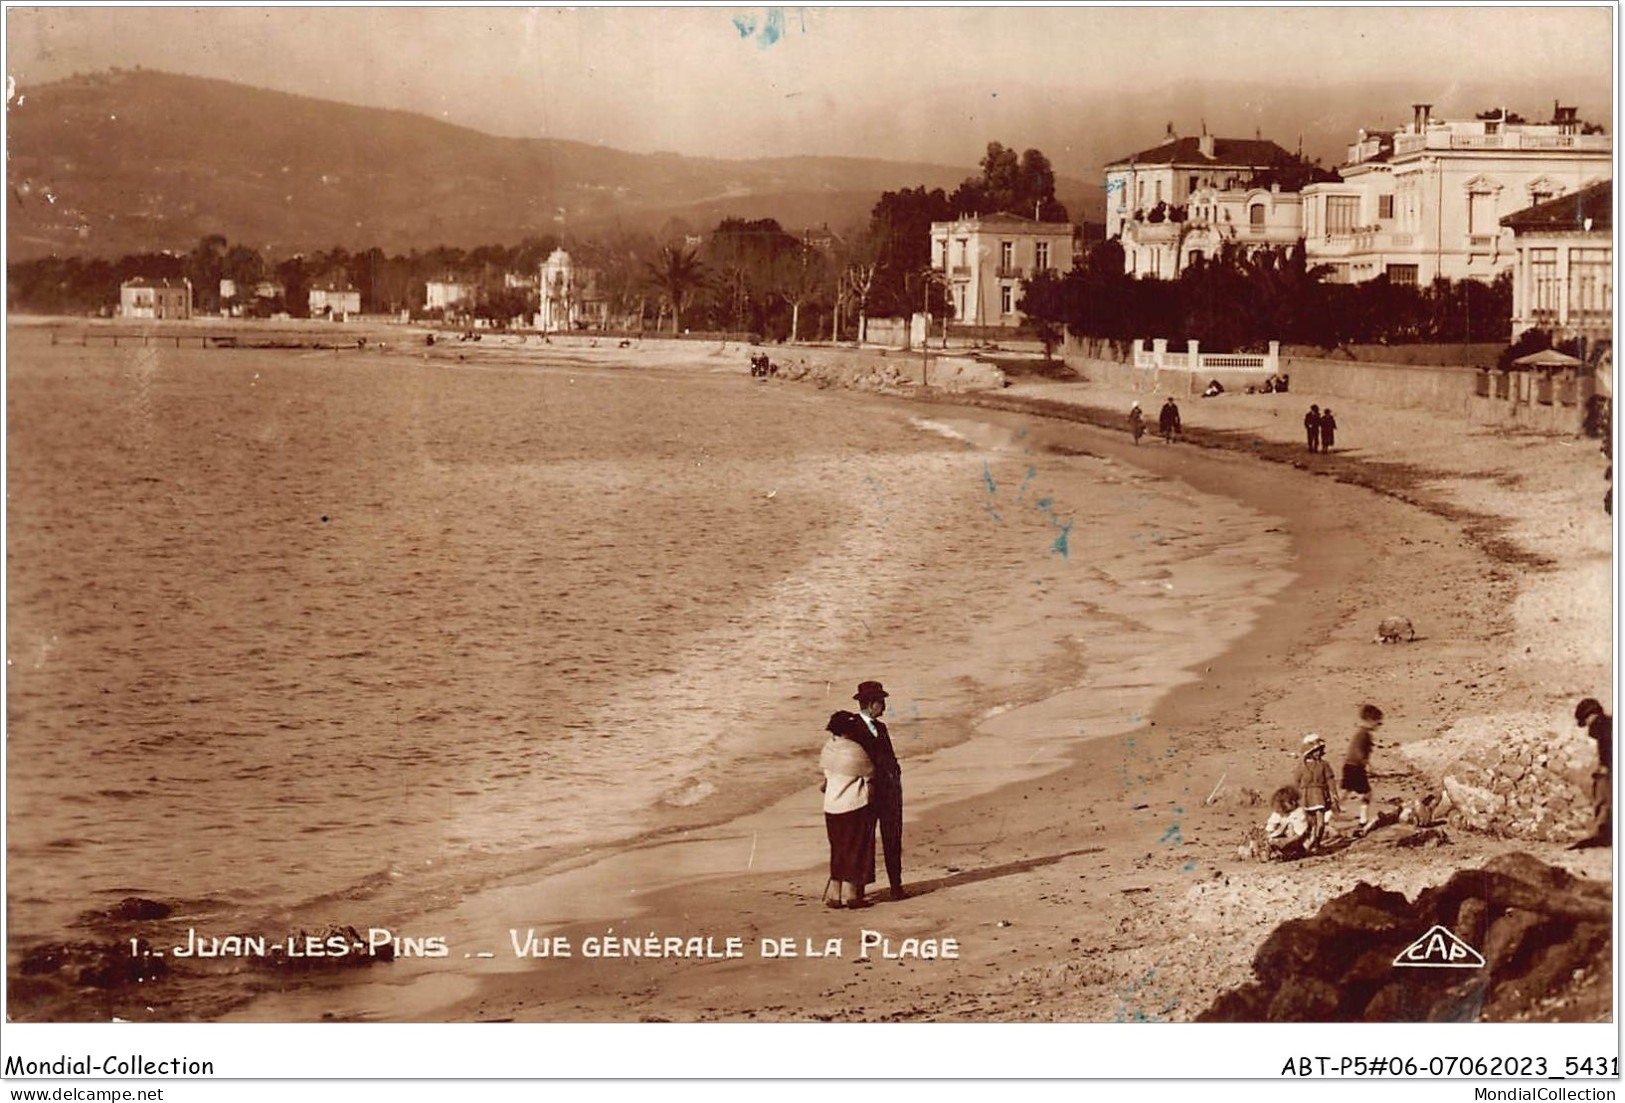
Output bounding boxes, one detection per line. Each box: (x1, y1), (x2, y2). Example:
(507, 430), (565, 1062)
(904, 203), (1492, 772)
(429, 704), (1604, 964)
(1296, 734), (1340, 850)
(1261, 786), (1310, 861)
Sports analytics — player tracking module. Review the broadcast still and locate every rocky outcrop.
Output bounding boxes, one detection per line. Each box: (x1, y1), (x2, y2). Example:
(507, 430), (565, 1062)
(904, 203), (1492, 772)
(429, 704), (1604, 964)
(1198, 853), (1611, 1022)
(16, 938), (170, 988)
(777, 351), (1005, 394)
(1397, 713), (1598, 841)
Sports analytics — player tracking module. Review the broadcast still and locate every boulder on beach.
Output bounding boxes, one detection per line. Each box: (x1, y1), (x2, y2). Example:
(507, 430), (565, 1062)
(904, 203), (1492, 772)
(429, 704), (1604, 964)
(1398, 713), (1597, 842)
(14, 937), (169, 991)
(1198, 853), (1611, 1021)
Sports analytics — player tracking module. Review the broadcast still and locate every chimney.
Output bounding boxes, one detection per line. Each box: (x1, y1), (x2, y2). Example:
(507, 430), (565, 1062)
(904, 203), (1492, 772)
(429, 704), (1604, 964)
(1198, 130), (1215, 159)
(1412, 103), (1432, 132)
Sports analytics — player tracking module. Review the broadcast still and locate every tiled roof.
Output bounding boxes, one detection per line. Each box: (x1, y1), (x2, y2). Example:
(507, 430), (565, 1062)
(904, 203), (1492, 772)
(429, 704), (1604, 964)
(121, 276), (189, 288)
(1106, 136), (1297, 168)
(1501, 180), (1612, 233)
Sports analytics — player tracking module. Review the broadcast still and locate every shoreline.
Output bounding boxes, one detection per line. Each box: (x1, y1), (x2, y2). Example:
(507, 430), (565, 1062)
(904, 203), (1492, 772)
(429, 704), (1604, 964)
(9, 334), (1611, 1023)
(233, 347), (1611, 1023)
(220, 404), (1297, 1022)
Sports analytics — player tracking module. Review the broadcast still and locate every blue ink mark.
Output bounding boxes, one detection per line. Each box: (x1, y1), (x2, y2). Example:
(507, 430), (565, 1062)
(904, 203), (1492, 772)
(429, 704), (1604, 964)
(1159, 822), (1182, 845)
(1182, 860), (1198, 871)
(1035, 496), (1053, 510)
(981, 462), (997, 495)
(1051, 519), (1071, 558)
(733, 7), (790, 48)
(1113, 968), (1174, 1023)
(759, 7), (785, 46)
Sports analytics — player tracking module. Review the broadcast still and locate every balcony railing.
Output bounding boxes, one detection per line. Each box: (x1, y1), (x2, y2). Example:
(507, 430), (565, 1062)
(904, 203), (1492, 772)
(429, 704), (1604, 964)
(951, 265), (971, 277)
(995, 266), (1028, 280)
(1393, 130), (1610, 157)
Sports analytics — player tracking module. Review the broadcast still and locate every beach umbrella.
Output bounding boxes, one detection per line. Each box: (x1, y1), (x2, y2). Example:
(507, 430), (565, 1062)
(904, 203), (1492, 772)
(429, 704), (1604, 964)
(1512, 348), (1584, 369)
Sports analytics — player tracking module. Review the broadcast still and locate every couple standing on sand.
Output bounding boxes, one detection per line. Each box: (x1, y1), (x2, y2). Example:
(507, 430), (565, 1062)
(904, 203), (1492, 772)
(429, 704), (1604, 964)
(819, 681), (906, 909)
(1125, 399), (1182, 444)
(1304, 405), (1338, 453)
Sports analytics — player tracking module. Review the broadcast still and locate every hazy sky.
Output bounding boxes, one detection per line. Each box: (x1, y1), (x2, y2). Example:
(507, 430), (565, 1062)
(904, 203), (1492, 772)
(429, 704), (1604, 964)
(6, 5), (1616, 166)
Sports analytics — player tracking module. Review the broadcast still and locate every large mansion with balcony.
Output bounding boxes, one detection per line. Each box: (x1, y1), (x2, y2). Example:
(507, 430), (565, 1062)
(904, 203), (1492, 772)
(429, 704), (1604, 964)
(1104, 130), (1310, 278)
(1303, 103), (1611, 285)
(1122, 182), (1306, 279)
(930, 212), (1075, 327)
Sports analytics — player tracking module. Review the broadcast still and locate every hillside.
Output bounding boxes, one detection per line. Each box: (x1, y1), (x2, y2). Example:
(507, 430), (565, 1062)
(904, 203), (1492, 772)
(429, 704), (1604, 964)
(5, 69), (1096, 261)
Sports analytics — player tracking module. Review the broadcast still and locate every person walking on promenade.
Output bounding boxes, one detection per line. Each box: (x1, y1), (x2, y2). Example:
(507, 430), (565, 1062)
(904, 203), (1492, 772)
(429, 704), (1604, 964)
(1304, 405), (1322, 453)
(819, 710), (877, 908)
(1340, 704), (1384, 837)
(1572, 697), (1612, 848)
(1320, 408), (1338, 451)
(1296, 734), (1340, 850)
(1127, 401), (1145, 445)
(854, 680), (906, 900)
(1159, 397), (1182, 444)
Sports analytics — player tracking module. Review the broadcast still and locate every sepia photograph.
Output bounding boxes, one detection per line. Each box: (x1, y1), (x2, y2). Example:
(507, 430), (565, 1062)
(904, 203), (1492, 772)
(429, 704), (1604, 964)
(2, 2), (1618, 1087)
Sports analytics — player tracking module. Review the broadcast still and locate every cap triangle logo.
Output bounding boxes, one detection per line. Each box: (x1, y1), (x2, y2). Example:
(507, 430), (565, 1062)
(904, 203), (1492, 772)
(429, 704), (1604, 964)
(1392, 924), (1487, 969)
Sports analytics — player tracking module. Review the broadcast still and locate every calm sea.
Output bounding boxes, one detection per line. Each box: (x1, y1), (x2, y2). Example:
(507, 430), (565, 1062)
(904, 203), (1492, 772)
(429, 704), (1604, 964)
(6, 335), (1290, 981)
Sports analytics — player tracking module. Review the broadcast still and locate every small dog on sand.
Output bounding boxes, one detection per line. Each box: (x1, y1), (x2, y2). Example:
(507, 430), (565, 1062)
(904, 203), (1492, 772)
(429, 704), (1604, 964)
(1375, 616), (1416, 644)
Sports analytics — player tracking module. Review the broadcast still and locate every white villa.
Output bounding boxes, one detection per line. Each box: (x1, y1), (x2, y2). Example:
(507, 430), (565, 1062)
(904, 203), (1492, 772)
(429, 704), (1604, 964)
(1501, 179), (1612, 347)
(1104, 130), (1301, 243)
(929, 212), (1075, 327)
(537, 248), (608, 331)
(1121, 183), (1306, 279)
(1303, 103), (1611, 285)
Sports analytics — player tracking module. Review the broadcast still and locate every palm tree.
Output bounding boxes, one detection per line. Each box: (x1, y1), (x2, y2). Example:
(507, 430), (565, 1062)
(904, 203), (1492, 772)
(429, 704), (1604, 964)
(645, 245), (707, 334)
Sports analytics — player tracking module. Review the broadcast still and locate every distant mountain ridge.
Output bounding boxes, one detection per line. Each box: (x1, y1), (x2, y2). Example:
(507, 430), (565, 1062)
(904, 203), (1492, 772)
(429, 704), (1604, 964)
(5, 69), (1095, 261)
(8, 69), (1609, 263)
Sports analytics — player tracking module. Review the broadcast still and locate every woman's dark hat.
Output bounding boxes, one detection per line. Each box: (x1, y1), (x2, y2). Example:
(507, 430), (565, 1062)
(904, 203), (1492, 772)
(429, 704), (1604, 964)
(826, 710), (863, 736)
(854, 680), (888, 702)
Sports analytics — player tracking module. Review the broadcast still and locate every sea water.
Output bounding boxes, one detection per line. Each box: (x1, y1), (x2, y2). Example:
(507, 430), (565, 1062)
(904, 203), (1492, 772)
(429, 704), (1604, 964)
(5, 336), (1292, 981)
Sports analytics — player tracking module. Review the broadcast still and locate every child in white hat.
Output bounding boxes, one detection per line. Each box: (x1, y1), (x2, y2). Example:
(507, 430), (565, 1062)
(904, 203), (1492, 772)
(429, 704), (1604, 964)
(1295, 734), (1340, 851)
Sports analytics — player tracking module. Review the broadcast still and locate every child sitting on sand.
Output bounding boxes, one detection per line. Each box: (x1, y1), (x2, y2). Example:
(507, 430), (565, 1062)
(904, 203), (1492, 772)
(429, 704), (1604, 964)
(1264, 786), (1311, 859)
(1239, 785), (1312, 862)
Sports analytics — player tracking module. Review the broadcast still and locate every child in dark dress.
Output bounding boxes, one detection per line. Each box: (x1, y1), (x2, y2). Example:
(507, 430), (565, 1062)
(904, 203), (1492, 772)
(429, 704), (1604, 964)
(1296, 734), (1339, 850)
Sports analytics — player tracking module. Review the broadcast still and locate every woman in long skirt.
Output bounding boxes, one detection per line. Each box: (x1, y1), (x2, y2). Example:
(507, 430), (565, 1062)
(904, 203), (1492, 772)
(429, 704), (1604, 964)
(820, 710), (877, 908)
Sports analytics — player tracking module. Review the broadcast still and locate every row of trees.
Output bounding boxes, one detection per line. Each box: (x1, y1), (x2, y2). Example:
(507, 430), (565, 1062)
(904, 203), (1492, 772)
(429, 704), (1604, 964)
(7, 236), (573, 321)
(1020, 240), (1514, 352)
(7, 140), (1070, 341)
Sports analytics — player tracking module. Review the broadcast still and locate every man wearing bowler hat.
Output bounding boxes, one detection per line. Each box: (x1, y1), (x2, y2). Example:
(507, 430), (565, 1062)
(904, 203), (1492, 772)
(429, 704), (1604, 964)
(854, 680), (906, 900)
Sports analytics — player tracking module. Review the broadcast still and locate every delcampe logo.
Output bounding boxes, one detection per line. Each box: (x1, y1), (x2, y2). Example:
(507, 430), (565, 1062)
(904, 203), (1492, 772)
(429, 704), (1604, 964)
(1392, 925), (1487, 969)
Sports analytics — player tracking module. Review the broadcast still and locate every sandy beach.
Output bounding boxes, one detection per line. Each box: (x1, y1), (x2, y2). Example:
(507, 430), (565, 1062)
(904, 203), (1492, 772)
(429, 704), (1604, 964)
(6, 325), (1614, 1025)
(438, 348), (1614, 1026)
